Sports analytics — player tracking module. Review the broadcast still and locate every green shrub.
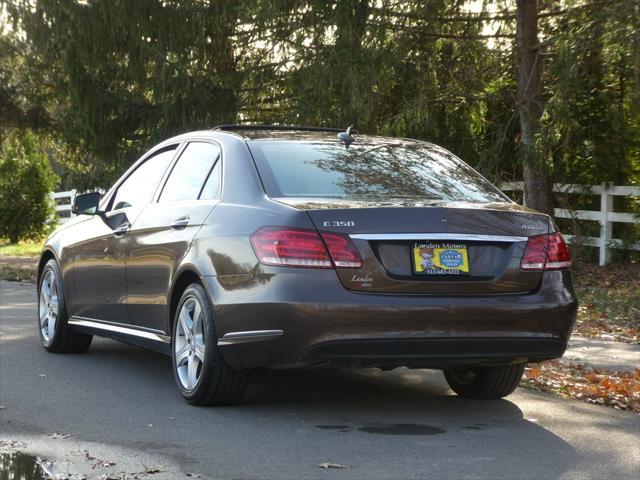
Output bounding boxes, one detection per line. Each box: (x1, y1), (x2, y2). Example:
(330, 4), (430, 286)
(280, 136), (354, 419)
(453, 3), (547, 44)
(0, 130), (58, 243)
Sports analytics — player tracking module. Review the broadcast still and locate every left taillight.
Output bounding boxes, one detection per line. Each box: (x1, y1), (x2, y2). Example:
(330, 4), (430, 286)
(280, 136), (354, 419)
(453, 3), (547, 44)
(320, 232), (363, 268)
(250, 227), (362, 269)
(520, 232), (572, 271)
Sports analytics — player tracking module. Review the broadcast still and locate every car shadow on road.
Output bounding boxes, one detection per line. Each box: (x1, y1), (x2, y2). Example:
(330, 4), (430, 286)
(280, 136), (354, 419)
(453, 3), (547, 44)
(4, 334), (584, 479)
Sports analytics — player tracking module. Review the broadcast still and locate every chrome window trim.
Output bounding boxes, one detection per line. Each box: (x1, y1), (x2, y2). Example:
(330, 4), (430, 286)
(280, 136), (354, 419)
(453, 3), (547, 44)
(349, 233), (528, 242)
(69, 317), (170, 344)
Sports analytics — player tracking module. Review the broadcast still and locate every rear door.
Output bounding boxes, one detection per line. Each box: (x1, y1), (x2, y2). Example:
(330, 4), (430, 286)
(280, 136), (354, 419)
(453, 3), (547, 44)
(125, 141), (222, 332)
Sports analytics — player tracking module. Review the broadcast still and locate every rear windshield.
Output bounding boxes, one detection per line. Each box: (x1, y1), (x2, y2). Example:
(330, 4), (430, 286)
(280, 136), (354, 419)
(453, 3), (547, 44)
(248, 139), (508, 203)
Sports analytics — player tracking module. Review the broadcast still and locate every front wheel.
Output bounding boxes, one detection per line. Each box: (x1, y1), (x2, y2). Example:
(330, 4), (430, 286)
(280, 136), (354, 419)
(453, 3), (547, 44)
(38, 259), (92, 353)
(444, 364), (525, 399)
(171, 283), (248, 406)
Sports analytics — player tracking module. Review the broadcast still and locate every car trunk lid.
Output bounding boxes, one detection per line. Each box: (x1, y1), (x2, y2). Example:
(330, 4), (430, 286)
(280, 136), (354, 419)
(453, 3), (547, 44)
(276, 198), (549, 295)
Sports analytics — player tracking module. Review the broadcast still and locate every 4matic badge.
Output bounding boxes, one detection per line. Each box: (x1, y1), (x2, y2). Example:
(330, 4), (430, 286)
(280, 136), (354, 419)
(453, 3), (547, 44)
(322, 220), (355, 227)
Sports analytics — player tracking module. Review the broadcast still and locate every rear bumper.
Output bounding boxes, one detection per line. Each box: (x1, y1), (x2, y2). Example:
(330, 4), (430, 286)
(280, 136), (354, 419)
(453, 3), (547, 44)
(204, 269), (577, 369)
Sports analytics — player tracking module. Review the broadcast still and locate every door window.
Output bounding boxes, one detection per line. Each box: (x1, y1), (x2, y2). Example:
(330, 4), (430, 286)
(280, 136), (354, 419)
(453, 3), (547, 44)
(111, 146), (177, 210)
(199, 160), (222, 200)
(159, 142), (221, 202)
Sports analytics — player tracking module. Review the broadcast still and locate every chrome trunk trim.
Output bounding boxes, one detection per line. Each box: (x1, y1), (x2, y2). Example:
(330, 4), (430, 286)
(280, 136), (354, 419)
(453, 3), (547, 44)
(349, 233), (528, 242)
(218, 330), (284, 346)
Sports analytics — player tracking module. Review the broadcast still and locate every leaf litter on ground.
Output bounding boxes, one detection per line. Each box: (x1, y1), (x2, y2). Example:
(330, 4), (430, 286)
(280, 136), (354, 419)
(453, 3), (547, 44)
(522, 360), (640, 413)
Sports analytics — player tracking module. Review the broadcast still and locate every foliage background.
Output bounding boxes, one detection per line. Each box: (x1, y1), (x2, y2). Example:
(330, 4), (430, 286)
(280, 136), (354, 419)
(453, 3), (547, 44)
(0, 0), (638, 249)
(0, 129), (57, 242)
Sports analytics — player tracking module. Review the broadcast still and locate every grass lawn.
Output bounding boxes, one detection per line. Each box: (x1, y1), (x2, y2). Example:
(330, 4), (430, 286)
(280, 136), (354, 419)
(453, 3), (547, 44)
(0, 240), (44, 257)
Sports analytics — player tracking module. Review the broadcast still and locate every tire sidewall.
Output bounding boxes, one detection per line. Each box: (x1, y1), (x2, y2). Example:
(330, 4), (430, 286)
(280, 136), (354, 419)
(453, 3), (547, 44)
(171, 283), (219, 403)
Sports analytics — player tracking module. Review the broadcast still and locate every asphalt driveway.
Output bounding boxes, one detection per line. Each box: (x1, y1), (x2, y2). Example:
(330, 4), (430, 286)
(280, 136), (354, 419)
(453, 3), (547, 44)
(1, 281), (638, 479)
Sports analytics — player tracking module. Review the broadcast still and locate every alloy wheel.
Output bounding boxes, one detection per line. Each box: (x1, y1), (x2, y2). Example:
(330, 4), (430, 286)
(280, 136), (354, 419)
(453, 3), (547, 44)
(39, 270), (59, 343)
(174, 296), (206, 391)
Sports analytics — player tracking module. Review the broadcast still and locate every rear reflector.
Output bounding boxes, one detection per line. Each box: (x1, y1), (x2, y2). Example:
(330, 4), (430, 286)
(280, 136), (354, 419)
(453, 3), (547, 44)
(521, 232), (572, 271)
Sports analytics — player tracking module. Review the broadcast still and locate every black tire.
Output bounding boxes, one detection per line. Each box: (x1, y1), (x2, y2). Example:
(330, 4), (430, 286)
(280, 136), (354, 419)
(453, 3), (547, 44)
(444, 364), (525, 399)
(171, 283), (248, 406)
(38, 259), (93, 353)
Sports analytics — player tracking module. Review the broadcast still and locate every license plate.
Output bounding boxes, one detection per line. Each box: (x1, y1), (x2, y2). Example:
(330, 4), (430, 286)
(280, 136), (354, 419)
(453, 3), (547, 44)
(412, 242), (470, 275)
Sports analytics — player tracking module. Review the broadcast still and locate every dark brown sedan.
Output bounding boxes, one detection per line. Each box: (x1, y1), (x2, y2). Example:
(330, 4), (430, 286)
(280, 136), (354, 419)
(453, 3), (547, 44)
(37, 125), (577, 405)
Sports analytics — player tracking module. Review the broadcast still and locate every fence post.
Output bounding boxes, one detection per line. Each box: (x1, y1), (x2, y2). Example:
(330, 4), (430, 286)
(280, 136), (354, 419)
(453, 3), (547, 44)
(599, 183), (612, 265)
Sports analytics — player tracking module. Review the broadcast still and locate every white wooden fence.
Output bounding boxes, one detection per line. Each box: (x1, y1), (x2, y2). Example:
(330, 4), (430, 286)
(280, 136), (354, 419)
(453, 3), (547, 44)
(51, 183), (639, 266)
(501, 182), (640, 265)
(50, 190), (75, 223)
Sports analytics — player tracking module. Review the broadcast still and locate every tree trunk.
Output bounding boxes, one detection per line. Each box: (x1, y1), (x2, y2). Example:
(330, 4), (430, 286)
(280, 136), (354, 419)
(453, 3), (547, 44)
(516, 0), (554, 217)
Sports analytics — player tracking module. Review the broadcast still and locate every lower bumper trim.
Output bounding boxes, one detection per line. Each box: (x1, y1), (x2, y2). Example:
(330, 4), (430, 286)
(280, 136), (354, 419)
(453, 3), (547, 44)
(299, 337), (567, 368)
(218, 329), (284, 346)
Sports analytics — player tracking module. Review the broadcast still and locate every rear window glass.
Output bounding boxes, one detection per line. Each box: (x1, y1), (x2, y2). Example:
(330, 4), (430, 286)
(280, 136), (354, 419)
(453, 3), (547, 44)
(248, 140), (507, 203)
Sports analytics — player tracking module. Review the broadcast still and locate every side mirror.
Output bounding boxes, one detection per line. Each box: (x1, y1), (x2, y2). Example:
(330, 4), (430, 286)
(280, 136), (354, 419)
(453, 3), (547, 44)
(72, 192), (101, 216)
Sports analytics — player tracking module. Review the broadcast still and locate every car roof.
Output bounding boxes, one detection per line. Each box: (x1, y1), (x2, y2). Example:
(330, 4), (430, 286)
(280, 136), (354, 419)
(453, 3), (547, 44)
(210, 124), (423, 144)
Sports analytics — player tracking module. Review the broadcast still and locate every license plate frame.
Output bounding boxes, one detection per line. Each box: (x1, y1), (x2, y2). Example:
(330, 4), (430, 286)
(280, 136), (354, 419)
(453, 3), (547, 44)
(412, 242), (470, 275)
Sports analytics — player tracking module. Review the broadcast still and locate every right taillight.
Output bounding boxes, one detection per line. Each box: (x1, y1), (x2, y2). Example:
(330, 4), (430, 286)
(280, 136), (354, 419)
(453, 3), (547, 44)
(520, 232), (572, 271)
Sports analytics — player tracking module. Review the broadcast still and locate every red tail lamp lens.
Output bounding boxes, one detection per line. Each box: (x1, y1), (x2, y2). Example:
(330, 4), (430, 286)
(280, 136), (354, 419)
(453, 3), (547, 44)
(320, 232), (363, 268)
(250, 227), (332, 268)
(250, 227), (363, 269)
(521, 232), (571, 271)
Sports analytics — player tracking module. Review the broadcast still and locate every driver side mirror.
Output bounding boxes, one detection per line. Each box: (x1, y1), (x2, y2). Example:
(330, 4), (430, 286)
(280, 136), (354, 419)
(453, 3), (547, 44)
(72, 192), (101, 216)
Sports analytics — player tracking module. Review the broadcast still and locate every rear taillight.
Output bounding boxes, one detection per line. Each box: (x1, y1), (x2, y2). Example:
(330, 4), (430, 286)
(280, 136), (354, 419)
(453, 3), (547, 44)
(251, 227), (332, 268)
(520, 232), (572, 271)
(250, 227), (362, 269)
(320, 232), (363, 268)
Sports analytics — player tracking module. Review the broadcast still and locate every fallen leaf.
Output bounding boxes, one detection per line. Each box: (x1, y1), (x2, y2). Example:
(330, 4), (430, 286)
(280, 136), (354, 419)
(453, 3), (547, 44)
(141, 463), (165, 475)
(318, 463), (351, 469)
(527, 367), (540, 379)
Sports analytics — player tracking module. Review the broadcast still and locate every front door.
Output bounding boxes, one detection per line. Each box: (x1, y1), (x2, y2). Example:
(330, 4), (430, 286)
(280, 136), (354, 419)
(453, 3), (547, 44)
(67, 211), (130, 323)
(69, 145), (179, 324)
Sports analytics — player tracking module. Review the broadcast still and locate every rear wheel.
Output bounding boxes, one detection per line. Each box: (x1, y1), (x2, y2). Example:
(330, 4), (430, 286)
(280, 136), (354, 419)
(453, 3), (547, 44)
(171, 283), (248, 406)
(38, 259), (92, 353)
(444, 364), (525, 399)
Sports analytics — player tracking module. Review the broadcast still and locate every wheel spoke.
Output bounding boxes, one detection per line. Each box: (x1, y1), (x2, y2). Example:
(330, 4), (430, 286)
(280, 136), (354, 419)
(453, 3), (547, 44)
(192, 302), (202, 335)
(179, 307), (191, 336)
(50, 295), (59, 311)
(194, 343), (206, 363)
(175, 343), (189, 366)
(41, 285), (50, 307)
(42, 273), (51, 297)
(187, 355), (198, 389)
(47, 313), (56, 339)
(39, 298), (48, 325)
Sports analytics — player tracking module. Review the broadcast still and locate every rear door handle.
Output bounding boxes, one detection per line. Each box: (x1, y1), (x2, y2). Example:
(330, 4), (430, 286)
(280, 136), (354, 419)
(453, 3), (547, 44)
(171, 216), (190, 230)
(113, 222), (130, 237)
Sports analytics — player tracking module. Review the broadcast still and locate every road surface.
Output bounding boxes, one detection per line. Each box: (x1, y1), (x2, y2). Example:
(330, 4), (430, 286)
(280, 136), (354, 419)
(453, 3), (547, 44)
(1, 281), (638, 479)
